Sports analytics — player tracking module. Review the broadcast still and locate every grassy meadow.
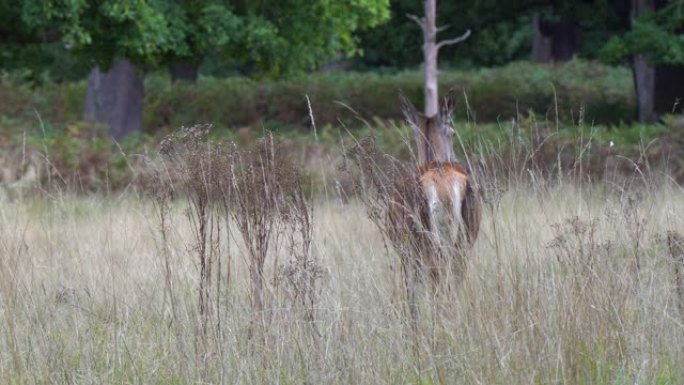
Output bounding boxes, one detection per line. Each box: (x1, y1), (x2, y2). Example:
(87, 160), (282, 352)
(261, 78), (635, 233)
(0, 63), (682, 384)
(1, 167), (683, 383)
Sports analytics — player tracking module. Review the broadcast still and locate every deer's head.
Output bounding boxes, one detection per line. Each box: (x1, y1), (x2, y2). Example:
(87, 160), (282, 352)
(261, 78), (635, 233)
(400, 92), (456, 166)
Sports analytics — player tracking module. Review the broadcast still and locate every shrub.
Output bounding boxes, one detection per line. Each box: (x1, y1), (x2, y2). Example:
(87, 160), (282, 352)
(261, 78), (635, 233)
(146, 60), (634, 134)
(2, 60), (635, 137)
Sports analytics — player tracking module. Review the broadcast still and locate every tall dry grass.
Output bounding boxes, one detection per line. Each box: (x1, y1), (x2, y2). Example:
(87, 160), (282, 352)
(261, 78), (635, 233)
(1, 171), (683, 383)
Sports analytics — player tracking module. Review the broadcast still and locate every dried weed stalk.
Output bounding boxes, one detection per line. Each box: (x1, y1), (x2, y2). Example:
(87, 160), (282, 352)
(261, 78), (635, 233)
(341, 135), (413, 234)
(152, 127), (319, 339)
(341, 135), (436, 323)
(277, 185), (324, 333)
(159, 125), (225, 325)
(666, 231), (684, 317)
(227, 136), (289, 315)
(223, 134), (320, 334)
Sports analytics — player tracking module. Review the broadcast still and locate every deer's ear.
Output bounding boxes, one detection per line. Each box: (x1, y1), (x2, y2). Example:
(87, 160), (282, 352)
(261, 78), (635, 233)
(436, 90), (455, 137)
(439, 89), (455, 123)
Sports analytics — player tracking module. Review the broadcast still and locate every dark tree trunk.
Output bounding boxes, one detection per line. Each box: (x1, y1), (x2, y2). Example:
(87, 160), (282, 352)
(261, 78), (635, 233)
(652, 0), (681, 115)
(631, 0), (656, 122)
(652, 0), (683, 116)
(83, 58), (143, 139)
(534, 8), (580, 63)
(654, 65), (684, 115)
(612, 0), (676, 121)
(550, 19), (580, 61)
(169, 60), (199, 83)
(531, 13), (552, 63)
(633, 55), (656, 122)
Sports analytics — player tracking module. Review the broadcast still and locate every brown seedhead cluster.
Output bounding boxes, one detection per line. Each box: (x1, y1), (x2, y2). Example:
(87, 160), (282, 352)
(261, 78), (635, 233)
(152, 125), (320, 338)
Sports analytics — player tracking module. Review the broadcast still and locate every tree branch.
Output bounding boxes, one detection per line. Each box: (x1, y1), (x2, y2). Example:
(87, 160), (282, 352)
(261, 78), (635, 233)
(406, 13), (426, 33)
(436, 29), (471, 51)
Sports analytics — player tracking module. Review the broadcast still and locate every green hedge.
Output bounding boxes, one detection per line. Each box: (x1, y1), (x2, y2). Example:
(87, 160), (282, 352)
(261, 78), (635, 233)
(145, 60), (635, 133)
(0, 77), (83, 129)
(1, 60), (635, 136)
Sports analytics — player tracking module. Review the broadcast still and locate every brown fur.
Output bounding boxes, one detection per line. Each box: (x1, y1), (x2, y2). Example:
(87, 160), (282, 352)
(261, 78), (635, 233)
(391, 93), (482, 291)
(387, 162), (480, 257)
(422, 162), (482, 245)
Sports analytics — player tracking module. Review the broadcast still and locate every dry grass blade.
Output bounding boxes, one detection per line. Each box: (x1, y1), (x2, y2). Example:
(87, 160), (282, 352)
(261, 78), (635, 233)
(667, 231), (684, 318)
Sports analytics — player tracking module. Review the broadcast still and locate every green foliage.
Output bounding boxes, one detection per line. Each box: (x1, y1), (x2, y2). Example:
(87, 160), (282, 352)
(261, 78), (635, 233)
(161, 1), (242, 63)
(1, 60), (635, 136)
(6, 60), (671, 193)
(221, 0), (391, 76)
(0, 0), (88, 83)
(44, 124), (152, 190)
(22, 0), (184, 68)
(0, 74), (85, 127)
(601, 1), (684, 65)
(17, 0), (390, 76)
(141, 61), (635, 131)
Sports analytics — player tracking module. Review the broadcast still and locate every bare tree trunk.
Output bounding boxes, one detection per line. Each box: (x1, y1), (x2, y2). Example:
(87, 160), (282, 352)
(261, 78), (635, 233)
(423, 0), (439, 117)
(631, 0), (656, 122)
(413, 0), (469, 117)
(83, 58), (143, 139)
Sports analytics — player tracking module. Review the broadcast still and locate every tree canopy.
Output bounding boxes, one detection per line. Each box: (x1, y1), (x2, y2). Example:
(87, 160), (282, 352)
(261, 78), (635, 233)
(18, 0), (390, 76)
(602, 0), (684, 65)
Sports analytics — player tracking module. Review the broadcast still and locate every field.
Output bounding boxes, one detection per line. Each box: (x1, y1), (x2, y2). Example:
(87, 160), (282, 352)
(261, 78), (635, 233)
(0, 72), (682, 383)
(1, 170), (683, 383)
(4, 3), (684, 383)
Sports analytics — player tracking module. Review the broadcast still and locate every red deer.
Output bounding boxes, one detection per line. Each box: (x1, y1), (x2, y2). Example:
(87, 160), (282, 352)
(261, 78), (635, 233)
(388, 93), (481, 319)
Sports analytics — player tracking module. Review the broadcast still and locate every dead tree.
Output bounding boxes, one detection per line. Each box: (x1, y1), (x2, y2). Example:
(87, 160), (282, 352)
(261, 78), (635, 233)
(408, 0), (471, 117)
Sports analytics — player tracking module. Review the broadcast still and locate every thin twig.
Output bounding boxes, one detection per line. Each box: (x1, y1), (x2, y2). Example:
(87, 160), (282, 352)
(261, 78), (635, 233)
(436, 24), (450, 33)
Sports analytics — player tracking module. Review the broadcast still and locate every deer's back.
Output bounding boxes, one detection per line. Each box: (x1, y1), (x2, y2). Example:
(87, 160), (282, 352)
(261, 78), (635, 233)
(387, 162), (480, 251)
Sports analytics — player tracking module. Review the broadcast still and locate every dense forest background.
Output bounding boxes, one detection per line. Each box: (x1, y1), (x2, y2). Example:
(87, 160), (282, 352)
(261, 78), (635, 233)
(1, 0), (683, 188)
